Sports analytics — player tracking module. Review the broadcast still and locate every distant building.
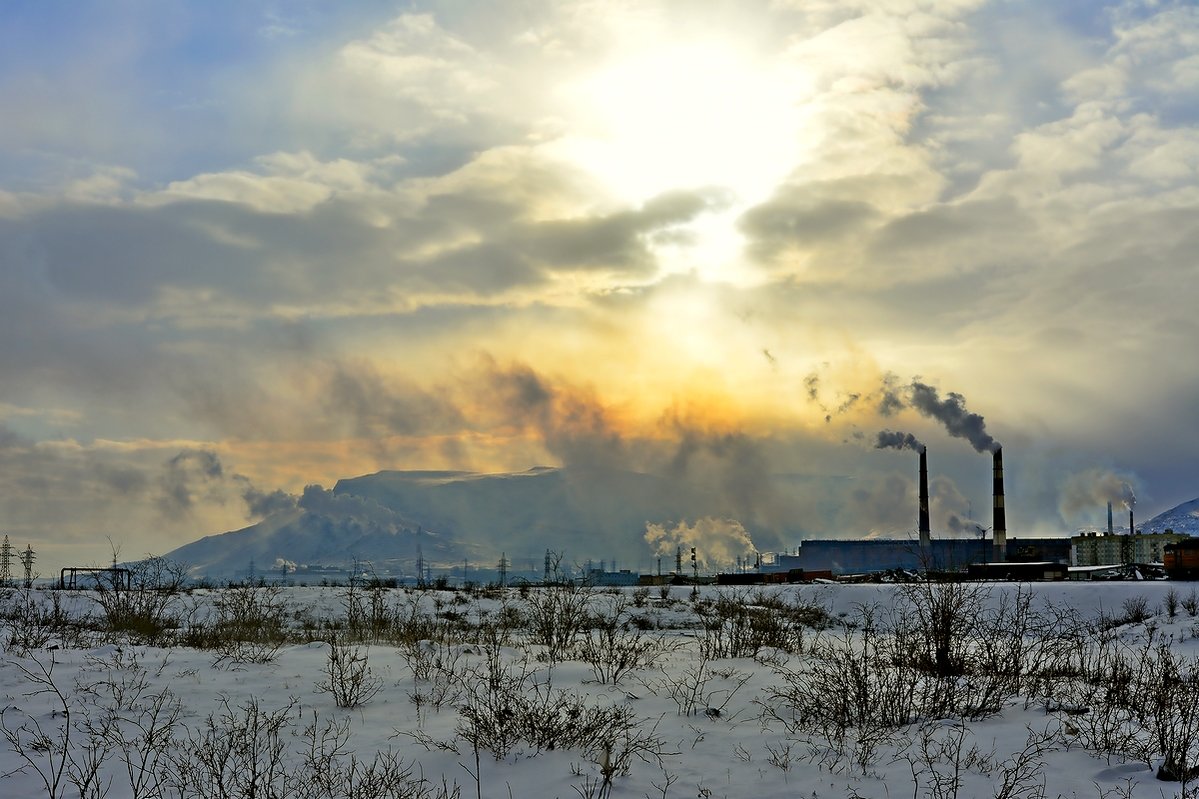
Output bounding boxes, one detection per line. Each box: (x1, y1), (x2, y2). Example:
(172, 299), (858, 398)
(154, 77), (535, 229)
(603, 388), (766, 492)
(583, 568), (640, 587)
(1071, 531), (1187, 566)
(762, 536), (1071, 576)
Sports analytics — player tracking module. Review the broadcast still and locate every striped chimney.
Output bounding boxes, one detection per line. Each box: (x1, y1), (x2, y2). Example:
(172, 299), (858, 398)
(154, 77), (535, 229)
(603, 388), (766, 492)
(919, 446), (931, 548)
(993, 447), (1007, 561)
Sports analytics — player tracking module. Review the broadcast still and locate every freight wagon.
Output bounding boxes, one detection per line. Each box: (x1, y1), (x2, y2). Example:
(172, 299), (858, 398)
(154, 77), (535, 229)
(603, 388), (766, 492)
(1164, 538), (1199, 579)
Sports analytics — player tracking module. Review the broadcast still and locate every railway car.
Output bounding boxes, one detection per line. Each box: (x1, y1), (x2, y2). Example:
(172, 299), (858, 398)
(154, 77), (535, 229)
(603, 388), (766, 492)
(1164, 538), (1199, 579)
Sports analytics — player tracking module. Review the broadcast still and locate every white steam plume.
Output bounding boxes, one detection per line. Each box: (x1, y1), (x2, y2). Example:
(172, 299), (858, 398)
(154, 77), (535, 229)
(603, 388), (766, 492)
(644, 517), (756, 570)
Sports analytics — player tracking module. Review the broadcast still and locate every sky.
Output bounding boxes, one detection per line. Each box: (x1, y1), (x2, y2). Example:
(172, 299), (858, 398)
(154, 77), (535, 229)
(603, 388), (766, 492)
(1, 0), (1197, 571)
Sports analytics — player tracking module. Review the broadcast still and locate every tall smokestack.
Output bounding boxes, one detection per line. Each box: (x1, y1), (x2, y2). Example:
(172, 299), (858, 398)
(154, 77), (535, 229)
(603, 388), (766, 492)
(919, 446), (930, 548)
(1107, 502), (1114, 536)
(1129, 508), (1135, 536)
(993, 447), (1007, 562)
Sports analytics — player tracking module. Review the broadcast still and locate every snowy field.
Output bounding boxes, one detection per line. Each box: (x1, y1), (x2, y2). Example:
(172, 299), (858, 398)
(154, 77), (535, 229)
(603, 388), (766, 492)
(3, 579), (1199, 799)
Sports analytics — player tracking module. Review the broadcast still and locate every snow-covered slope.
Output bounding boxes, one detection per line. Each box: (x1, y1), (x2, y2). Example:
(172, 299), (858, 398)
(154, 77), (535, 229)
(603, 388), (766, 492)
(164, 485), (453, 579)
(1141, 496), (1199, 535)
(163, 466), (752, 579)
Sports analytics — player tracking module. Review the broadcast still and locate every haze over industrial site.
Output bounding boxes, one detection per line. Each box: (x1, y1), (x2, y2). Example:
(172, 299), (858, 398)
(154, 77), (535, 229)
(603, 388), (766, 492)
(1, 1), (1197, 573)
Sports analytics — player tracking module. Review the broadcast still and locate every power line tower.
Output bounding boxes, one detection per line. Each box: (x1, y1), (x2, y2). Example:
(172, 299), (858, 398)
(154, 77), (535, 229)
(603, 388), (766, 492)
(497, 552), (509, 587)
(20, 544), (36, 588)
(0, 535), (13, 587)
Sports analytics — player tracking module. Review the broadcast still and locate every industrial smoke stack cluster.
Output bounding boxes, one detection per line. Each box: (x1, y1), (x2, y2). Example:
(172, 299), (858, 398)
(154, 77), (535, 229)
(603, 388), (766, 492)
(914, 445), (1008, 561)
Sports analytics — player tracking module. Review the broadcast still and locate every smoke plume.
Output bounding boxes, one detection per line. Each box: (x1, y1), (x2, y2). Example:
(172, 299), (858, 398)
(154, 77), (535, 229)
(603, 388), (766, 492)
(643, 517), (756, 570)
(874, 430), (924, 451)
(1059, 468), (1139, 520)
(157, 448), (297, 520)
(907, 381), (998, 453)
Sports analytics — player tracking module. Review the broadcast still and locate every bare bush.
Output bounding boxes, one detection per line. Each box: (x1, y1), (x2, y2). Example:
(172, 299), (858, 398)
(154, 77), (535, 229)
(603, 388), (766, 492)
(1, 589), (85, 654)
(524, 584), (590, 663)
(168, 695), (294, 799)
(436, 643), (668, 776)
(317, 638), (383, 709)
(576, 594), (668, 684)
(76, 648), (183, 799)
(1052, 630), (1199, 788)
(191, 584), (290, 665)
(693, 590), (801, 659)
(91, 556), (188, 643)
(1, 652), (76, 799)
(765, 604), (929, 772)
(1183, 590), (1199, 618)
(296, 713), (462, 799)
(1119, 594), (1151, 625)
(895, 580), (987, 678)
(647, 649), (750, 718)
(1166, 588), (1180, 619)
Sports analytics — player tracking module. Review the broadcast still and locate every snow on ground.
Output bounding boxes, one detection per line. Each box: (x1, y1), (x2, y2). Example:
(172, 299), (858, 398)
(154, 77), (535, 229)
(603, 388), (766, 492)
(3, 580), (1199, 798)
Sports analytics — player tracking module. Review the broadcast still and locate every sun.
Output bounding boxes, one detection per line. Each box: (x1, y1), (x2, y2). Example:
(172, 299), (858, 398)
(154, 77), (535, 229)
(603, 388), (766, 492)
(561, 40), (809, 205)
(546, 39), (815, 283)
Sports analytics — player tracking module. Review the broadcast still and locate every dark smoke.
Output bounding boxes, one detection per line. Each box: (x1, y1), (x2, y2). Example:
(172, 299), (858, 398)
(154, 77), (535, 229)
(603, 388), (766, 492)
(836, 393), (861, 414)
(877, 384), (904, 417)
(158, 448), (296, 520)
(240, 483), (298, 518)
(907, 381), (998, 453)
(946, 514), (987, 536)
(158, 449), (224, 514)
(874, 430), (924, 450)
(803, 373), (820, 401)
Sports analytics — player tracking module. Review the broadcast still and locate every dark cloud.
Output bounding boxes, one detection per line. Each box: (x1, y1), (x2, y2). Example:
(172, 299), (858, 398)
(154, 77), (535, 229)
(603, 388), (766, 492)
(322, 360), (464, 439)
(739, 184), (881, 263)
(0, 423), (26, 449)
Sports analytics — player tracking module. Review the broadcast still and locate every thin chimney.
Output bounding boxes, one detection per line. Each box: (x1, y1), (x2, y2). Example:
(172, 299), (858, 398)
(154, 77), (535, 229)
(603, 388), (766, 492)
(993, 447), (1007, 562)
(1129, 508), (1135, 536)
(1107, 502), (1114, 536)
(919, 446), (931, 548)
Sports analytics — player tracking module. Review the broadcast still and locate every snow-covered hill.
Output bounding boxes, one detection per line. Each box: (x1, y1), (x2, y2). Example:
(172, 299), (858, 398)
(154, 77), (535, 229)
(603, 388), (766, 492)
(163, 465), (775, 579)
(1142, 496), (1199, 535)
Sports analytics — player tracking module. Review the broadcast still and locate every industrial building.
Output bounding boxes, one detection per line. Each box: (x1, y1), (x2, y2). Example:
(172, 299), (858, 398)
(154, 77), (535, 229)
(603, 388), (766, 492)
(764, 446), (1071, 577)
